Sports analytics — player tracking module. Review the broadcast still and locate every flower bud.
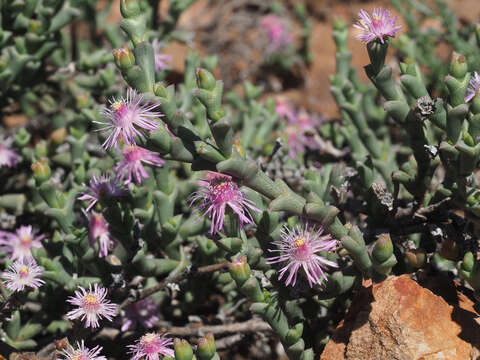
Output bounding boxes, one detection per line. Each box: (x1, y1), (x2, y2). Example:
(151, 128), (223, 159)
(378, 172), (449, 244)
(371, 233), (393, 263)
(449, 52), (468, 79)
(49, 128), (67, 145)
(153, 82), (168, 98)
(229, 256), (251, 286)
(195, 68), (216, 91)
(197, 333), (216, 360)
(113, 45), (135, 70)
(461, 252), (475, 273)
(174, 338), (193, 360)
(76, 93), (90, 109)
(332, 17), (347, 31)
(31, 158), (51, 183)
(405, 248), (426, 268)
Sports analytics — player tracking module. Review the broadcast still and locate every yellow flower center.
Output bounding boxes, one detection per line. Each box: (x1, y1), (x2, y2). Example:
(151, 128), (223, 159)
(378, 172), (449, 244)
(19, 266), (29, 277)
(295, 237), (305, 248)
(142, 332), (156, 344)
(216, 181), (228, 189)
(84, 293), (98, 305)
(71, 352), (87, 360)
(111, 101), (124, 111)
(20, 235), (31, 246)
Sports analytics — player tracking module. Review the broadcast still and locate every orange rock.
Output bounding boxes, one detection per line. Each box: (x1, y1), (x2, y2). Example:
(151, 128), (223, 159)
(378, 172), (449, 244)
(321, 275), (480, 360)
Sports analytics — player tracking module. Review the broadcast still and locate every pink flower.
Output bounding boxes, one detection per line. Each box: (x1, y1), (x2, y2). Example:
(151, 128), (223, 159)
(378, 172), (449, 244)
(260, 14), (293, 54)
(128, 332), (174, 360)
(119, 297), (160, 332)
(275, 98), (296, 124)
(466, 71), (480, 103)
(152, 39), (173, 72)
(354, 8), (401, 44)
(276, 100), (321, 158)
(95, 88), (161, 149)
(58, 340), (106, 360)
(78, 174), (127, 212)
(2, 257), (44, 292)
(115, 145), (164, 185)
(267, 224), (338, 287)
(66, 283), (117, 328)
(0, 225), (44, 261)
(88, 212), (115, 258)
(189, 172), (261, 235)
(0, 137), (20, 168)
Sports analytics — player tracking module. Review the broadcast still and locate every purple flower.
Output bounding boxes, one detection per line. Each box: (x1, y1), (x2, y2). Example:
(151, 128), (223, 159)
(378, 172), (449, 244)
(88, 211), (115, 258)
(2, 258), (44, 292)
(267, 224), (338, 287)
(189, 172), (261, 235)
(354, 8), (401, 44)
(466, 71), (480, 103)
(58, 340), (106, 360)
(115, 145), (164, 185)
(95, 88), (161, 149)
(290, 111), (322, 157)
(152, 39), (173, 72)
(66, 283), (118, 328)
(119, 297), (160, 332)
(0, 225), (44, 261)
(128, 332), (174, 360)
(260, 14), (293, 54)
(276, 100), (321, 158)
(275, 98), (297, 124)
(0, 137), (20, 168)
(78, 174), (127, 212)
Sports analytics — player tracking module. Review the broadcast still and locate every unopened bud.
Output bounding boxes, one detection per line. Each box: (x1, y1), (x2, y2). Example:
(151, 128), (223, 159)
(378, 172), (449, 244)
(174, 338), (193, 360)
(195, 68), (216, 91)
(31, 158), (51, 183)
(405, 248), (426, 268)
(229, 256), (251, 286)
(76, 93), (90, 109)
(461, 252), (475, 273)
(371, 233), (393, 263)
(50, 128), (67, 145)
(450, 52), (468, 79)
(113, 45), (135, 70)
(153, 82), (168, 98)
(332, 17), (347, 31)
(197, 333), (216, 360)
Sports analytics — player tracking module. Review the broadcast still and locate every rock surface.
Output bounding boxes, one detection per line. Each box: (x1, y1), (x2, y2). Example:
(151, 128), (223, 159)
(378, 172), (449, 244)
(321, 275), (480, 360)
